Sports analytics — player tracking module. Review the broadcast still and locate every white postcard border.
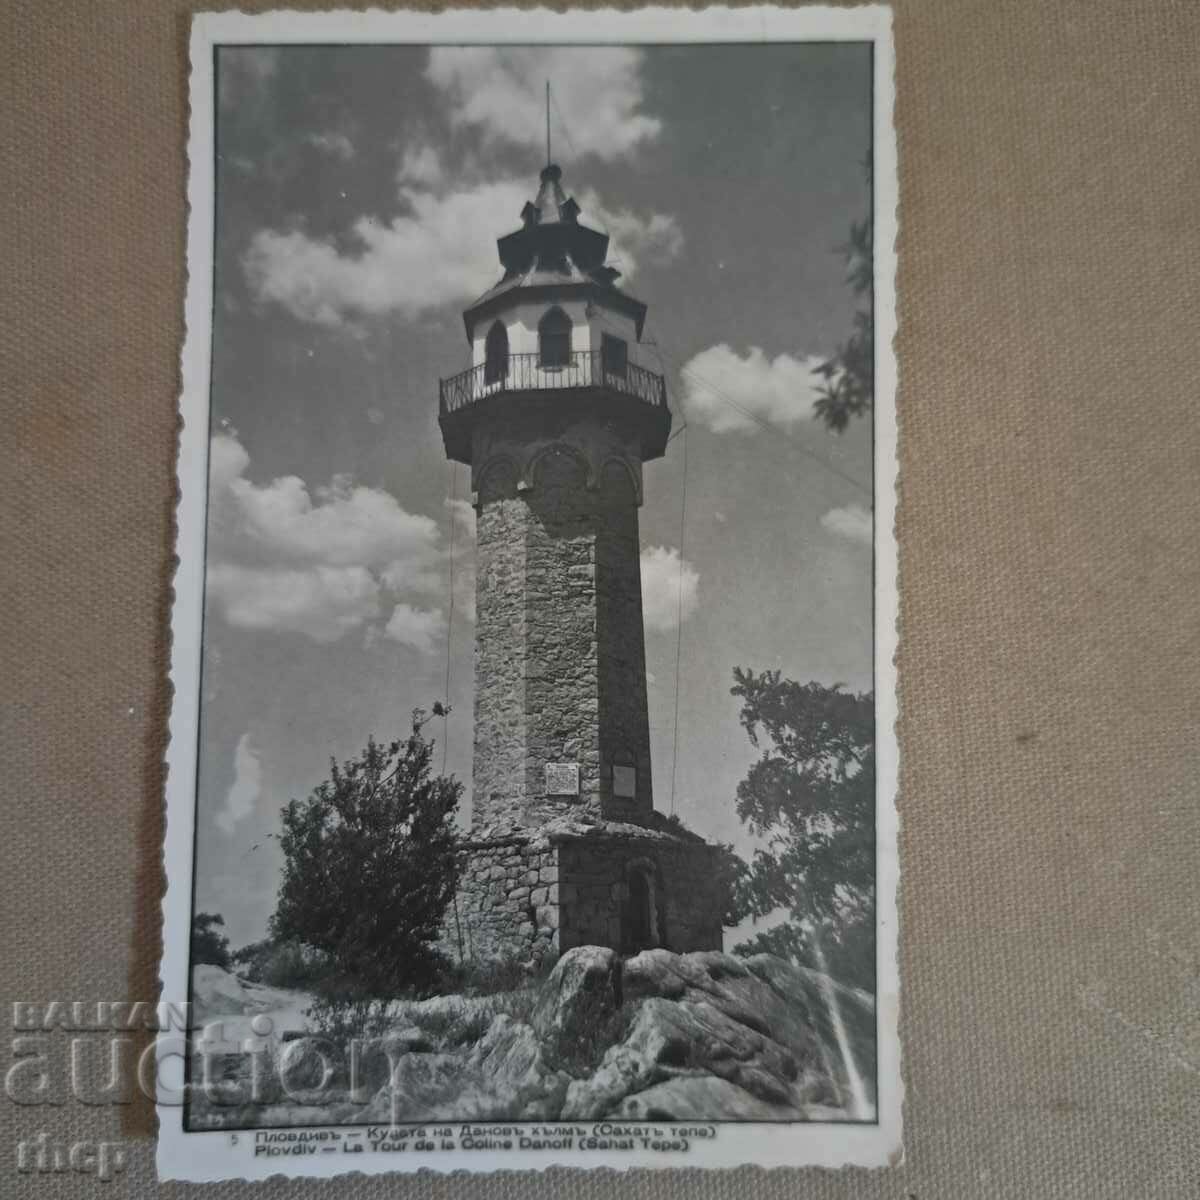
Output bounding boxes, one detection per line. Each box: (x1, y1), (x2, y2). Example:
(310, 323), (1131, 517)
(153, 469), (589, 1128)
(159, 5), (900, 1180)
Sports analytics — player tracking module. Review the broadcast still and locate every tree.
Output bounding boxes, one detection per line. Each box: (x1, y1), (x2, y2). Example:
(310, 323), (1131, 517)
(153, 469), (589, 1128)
(191, 912), (232, 971)
(729, 669), (875, 991)
(813, 154), (874, 433)
(230, 937), (332, 990)
(270, 709), (462, 1029)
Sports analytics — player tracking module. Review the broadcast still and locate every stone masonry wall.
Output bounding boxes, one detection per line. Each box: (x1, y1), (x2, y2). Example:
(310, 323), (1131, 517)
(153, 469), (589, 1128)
(468, 401), (654, 831)
(441, 839), (561, 965)
(594, 461), (654, 820)
(440, 829), (724, 966)
(471, 460), (527, 828)
(523, 448), (604, 822)
(557, 836), (724, 956)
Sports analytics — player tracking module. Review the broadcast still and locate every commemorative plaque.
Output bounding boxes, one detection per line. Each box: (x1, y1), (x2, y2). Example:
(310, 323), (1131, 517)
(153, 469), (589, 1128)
(544, 761), (581, 796)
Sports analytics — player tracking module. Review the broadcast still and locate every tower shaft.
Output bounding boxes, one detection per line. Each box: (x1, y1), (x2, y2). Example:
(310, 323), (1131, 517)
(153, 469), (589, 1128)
(433, 160), (723, 964)
(470, 406), (653, 831)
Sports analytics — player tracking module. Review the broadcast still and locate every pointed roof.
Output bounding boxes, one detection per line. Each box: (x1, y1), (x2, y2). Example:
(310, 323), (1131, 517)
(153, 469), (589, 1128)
(462, 163), (645, 342)
(498, 163), (608, 277)
(522, 163), (578, 227)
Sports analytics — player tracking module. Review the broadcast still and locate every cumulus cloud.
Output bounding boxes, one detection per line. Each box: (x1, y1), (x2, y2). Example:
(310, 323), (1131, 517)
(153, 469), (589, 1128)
(245, 173), (678, 328)
(384, 603), (447, 655)
(216, 733), (263, 836)
(445, 496), (476, 537)
(208, 563), (382, 643)
(242, 179), (529, 326)
(640, 546), (699, 632)
(221, 471), (440, 572)
(680, 344), (826, 433)
(426, 47), (660, 161)
(206, 431), (447, 646)
(396, 144), (445, 187)
(821, 504), (873, 546)
(579, 190), (683, 280)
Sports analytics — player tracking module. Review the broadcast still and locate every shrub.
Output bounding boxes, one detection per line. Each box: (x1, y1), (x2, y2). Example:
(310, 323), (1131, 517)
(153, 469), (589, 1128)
(191, 913), (232, 970)
(305, 981), (394, 1046)
(270, 710), (463, 1037)
(233, 938), (333, 990)
(408, 1002), (495, 1049)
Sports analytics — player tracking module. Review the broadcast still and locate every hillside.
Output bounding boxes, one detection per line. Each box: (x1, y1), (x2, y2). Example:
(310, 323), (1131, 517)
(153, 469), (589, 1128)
(188, 947), (875, 1127)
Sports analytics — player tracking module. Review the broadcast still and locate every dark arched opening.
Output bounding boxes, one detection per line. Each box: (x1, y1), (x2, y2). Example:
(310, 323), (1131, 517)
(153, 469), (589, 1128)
(628, 870), (652, 949)
(621, 860), (660, 954)
(484, 320), (509, 385)
(538, 306), (571, 368)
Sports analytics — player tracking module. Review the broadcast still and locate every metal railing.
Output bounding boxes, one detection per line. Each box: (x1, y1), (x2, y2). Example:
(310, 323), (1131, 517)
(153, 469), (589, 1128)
(439, 350), (667, 416)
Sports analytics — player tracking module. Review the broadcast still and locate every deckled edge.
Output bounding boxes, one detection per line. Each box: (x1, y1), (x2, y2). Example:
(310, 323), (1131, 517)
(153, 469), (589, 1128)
(871, 0), (904, 1171)
(155, 5), (902, 1180)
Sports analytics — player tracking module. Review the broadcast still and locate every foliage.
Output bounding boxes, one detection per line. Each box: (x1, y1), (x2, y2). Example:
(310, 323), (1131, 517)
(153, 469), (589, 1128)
(269, 709), (463, 1034)
(813, 192), (874, 433)
(305, 987), (395, 1045)
(407, 1003), (494, 1049)
(714, 842), (753, 928)
(230, 937), (332, 990)
(438, 951), (556, 999)
(729, 668), (876, 992)
(191, 912), (232, 970)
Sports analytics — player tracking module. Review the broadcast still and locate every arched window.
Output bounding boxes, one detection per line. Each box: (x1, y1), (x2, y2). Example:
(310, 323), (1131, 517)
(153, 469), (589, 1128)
(538, 306), (572, 368)
(484, 321), (508, 385)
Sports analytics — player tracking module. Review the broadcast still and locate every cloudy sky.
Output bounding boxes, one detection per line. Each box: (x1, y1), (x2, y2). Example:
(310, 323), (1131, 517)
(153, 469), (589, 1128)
(194, 42), (874, 948)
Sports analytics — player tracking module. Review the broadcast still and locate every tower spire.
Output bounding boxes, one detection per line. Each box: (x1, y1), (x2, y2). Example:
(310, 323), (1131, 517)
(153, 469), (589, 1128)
(545, 80), (551, 166)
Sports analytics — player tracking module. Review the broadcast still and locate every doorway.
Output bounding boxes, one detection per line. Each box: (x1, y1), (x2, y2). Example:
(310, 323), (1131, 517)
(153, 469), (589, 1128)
(622, 860), (660, 954)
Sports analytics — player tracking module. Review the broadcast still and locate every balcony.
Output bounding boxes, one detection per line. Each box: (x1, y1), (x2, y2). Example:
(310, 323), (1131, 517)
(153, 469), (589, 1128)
(438, 349), (672, 466)
(439, 349), (667, 416)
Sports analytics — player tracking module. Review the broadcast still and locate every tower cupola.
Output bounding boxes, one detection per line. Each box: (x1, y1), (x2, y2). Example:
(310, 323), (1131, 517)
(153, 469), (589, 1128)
(441, 163), (664, 469)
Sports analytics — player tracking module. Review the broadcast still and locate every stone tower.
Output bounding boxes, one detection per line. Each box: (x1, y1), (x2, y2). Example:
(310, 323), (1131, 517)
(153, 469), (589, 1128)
(438, 163), (723, 964)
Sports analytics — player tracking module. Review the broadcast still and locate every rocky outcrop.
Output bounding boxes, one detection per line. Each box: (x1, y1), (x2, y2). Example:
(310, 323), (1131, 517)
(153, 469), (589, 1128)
(362, 1015), (568, 1123)
(560, 948), (870, 1120)
(531, 945), (620, 1038)
(187, 947), (874, 1128)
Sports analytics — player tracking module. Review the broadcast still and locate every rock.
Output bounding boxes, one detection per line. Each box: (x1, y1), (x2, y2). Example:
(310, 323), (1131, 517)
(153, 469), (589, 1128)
(277, 1036), (341, 1092)
(197, 948), (869, 1128)
(564, 950), (864, 1120)
(191, 964), (255, 1018)
(531, 946), (620, 1040)
(471, 1015), (545, 1090)
(612, 1075), (796, 1121)
(748, 955), (875, 1052)
(359, 1052), (461, 1122)
(625, 948), (817, 1052)
(362, 1016), (568, 1123)
(347, 1028), (434, 1094)
(562, 994), (804, 1120)
(389, 1025), (433, 1052)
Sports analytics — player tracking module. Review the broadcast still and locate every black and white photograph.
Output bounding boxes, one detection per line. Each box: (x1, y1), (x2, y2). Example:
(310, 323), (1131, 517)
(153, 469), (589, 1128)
(160, 7), (898, 1178)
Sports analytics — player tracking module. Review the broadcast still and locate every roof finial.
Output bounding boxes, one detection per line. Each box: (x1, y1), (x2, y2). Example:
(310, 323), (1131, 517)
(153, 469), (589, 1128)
(545, 80), (551, 167)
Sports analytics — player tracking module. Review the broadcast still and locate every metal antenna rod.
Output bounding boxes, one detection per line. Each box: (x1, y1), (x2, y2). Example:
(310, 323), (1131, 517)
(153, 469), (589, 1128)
(546, 80), (551, 165)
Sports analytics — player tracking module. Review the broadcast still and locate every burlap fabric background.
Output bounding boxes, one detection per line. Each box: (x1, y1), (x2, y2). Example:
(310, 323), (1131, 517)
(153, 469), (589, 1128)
(3, 1), (1198, 1195)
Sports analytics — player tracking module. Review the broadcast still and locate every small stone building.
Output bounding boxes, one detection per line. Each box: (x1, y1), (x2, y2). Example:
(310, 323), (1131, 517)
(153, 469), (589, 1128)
(437, 162), (725, 965)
